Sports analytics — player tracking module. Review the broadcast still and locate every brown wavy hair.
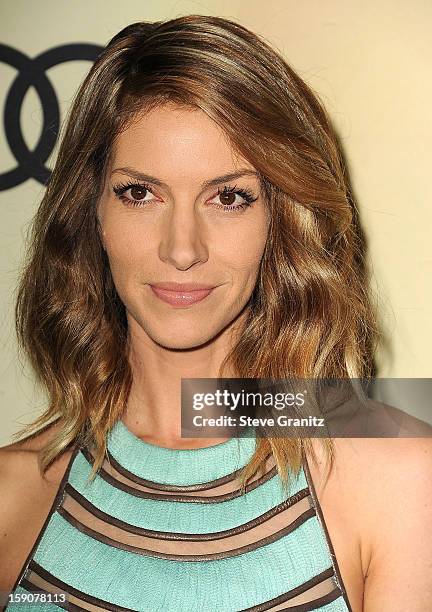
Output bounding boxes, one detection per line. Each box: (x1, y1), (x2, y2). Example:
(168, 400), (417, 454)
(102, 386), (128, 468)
(13, 15), (381, 493)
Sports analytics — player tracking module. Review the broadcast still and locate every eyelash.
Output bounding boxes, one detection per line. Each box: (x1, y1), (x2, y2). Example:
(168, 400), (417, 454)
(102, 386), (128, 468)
(112, 181), (258, 211)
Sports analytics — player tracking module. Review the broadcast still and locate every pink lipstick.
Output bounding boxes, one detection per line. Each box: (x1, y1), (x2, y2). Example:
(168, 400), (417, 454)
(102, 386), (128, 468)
(149, 282), (216, 307)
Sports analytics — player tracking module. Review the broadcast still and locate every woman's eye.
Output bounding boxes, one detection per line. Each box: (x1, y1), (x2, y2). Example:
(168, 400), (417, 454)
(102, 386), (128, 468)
(209, 186), (258, 211)
(112, 182), (157, 207)
(128, 185), (152, 202)
(212, 191), (243, 207)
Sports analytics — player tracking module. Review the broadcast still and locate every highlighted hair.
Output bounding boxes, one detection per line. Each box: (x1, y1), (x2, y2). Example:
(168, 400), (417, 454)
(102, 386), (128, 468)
(14, 15), (381, 492)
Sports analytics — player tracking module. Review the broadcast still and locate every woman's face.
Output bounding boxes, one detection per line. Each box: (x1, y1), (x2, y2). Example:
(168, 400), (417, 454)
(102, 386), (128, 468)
(97, 102), (269, 349)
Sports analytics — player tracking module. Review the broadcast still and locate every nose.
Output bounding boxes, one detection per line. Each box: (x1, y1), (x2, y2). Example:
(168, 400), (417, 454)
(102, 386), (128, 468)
(158, 203), (209, 271)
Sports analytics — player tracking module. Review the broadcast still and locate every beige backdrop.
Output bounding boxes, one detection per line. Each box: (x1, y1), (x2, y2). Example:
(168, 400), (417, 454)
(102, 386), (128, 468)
(1, 0), (431, 445)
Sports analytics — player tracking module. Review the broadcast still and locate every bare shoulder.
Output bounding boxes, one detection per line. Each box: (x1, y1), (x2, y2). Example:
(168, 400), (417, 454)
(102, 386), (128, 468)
(321, 434), (432, 476)
(0, 419), (75, 593)
(1, 417), (66, 453)
(310, 396), (432, 509)
(346, 436), (432, 611)
(311, 434), (432, 536)
(0, 418), (71, 497)
(308, 434), (432, 611)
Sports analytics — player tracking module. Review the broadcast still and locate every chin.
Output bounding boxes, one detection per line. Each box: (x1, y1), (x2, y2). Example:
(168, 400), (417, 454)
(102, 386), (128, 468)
(149, 327), (220, 350)
(128, 305), (241, 350)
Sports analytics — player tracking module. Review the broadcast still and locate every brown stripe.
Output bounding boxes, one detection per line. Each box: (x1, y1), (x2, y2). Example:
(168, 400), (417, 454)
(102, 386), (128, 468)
(302, 453), (353, 612)
(20, 577), (81, 611)
(81, 446), (277, 502)
(62, 482), (311, 539)
(272, 588), (342, 611)
(254, 578), (338, 610)
(23, 560), (132, 611)
(104, 445), (269, 491)
(241, 566), (336, 611)
(23, 560), (341, 612)
(58, 484), (316, 561)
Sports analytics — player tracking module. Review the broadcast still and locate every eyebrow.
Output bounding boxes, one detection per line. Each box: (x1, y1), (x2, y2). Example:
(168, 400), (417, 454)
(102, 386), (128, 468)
(110, 166), (259, 190)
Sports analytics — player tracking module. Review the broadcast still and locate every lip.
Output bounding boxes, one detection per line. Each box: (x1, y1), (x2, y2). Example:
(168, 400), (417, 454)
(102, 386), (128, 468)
(151, 282), (216, 291)
(149, 283), (217, 307)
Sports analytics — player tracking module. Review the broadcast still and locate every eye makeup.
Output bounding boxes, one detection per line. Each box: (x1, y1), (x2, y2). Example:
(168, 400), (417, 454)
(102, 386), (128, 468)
(112, 181), (258, 212)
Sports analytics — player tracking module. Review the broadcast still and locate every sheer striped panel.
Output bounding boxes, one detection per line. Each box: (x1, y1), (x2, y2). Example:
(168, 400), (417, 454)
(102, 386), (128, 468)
(22, 560), (343, 611)
(81, 445), (278, 503)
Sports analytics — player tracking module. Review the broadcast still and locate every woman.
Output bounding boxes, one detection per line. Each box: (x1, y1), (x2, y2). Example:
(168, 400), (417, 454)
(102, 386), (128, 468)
(1, 15), (431, 612)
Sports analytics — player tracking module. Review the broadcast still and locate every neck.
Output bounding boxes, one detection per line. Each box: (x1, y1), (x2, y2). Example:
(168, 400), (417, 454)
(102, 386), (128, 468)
(123, 312), (245, 448)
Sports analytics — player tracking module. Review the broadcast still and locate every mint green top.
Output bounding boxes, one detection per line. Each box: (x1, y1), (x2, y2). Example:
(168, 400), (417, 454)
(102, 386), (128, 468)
(6, 419), (352, 611)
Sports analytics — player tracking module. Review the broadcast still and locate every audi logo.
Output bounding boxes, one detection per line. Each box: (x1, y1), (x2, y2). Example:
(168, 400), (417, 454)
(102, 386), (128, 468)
(0, 43), (103, 191)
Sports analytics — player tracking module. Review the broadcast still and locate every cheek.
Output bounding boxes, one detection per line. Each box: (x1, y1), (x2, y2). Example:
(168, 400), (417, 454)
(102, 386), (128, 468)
(215, 221), (268, 273)
(102, 220), (152, 276)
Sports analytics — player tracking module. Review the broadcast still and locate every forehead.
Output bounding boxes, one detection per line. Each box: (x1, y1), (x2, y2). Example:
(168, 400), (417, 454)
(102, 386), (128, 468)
(109, 103), (254, 179)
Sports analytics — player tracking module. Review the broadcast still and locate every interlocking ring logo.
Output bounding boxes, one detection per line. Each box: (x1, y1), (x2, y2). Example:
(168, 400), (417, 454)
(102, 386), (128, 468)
(0, 43), (103, 191)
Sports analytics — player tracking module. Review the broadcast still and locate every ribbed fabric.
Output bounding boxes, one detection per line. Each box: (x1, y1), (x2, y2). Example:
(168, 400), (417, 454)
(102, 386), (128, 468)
(6, 419), (352, 611)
